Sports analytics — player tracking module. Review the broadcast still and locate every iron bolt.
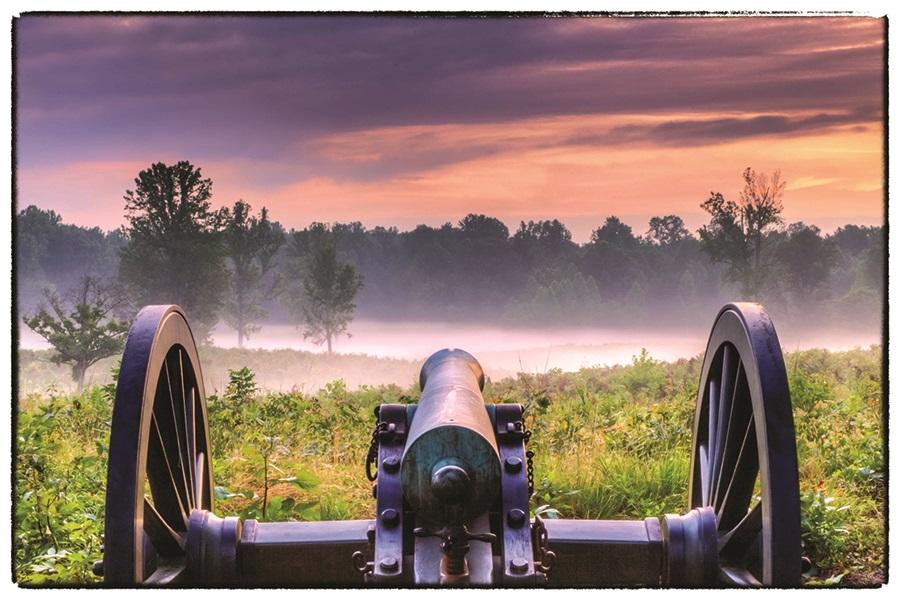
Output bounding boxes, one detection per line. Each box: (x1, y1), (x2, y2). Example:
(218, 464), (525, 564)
(504, 457), (523, 473)
(507, 508), (527, 528)
(380, 557), (399, 573)
(504, 420), (523, 432)
(381, 508), (400, 528)
(92, 560), (104, 577)
(382, 456), (400, 473)
(510, 558), (529, 574)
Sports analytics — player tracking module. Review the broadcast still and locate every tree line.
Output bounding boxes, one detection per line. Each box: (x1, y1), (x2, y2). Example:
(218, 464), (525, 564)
(17, 161), (883, 390)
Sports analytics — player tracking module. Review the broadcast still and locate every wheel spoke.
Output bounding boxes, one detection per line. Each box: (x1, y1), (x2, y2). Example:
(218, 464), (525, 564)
(142, 497), (185, 556)
(165, 357), (193, 510)
(718, 564), (762, 587)
(699, 444), (710, 506)
(713, 362), (746, 509)
(716, 415), (759, 530)
(712, 347), (734, 493)
(194, 452), (205, 509)
(707, 379), (718, 505)
(719, 501), (762, 555)
(144, 562), (187, 585)
(179, 350), (196, 507)
(148, 413), (190, 528)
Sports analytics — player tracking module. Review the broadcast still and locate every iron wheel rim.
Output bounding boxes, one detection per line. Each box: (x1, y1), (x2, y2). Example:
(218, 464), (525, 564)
(103, 305), (214, 584)
(688, 302), (801, 586)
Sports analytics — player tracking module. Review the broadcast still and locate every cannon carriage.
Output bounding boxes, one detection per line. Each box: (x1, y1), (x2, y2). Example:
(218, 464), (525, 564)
(96, 302), (800, 587)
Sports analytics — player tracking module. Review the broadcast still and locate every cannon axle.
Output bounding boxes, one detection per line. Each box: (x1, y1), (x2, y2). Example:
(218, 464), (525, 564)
(104, 510), (724, 586)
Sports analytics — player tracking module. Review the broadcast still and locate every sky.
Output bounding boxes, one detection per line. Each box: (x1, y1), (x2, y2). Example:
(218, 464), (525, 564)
(15, 15), (885, 242)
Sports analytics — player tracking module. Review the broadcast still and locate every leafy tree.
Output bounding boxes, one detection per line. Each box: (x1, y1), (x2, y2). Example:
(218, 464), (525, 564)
(118, 161), (229, 340)
(698, 167), (786, 296)
(284, 231), (363, 354)
(514, 219), (573, 247)
(832, 224), (881, 258)
(583, 217), (642, 301)
(222, 201), (284, 347)
(22, 277), (130, 392)
(458, 213), (510, 241)
(775, 223), (837, 303)
(457, 213), (518, 309)
(513, 219), (577, 272)
(504, 263), (601, 324)
(857, 230), (884, 293)
(591, 216), (639, 248)
(647, 215), (690, 246)
(16, 205), (124, 314)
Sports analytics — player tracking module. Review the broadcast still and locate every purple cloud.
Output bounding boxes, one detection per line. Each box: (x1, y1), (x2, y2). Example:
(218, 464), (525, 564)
(15, 15), (884, 179)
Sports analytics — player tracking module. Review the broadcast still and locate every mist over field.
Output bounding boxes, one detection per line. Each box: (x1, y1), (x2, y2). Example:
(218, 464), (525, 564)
(18, 316), (882, 394)
(212, 319), (882, 370)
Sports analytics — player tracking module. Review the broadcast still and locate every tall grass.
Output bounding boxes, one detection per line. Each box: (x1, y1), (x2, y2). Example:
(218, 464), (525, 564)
(14, 346), (884, 586)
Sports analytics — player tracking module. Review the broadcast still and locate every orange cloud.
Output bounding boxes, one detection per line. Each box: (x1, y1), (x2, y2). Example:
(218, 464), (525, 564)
(233, 117), (884, 240)
(17, 115), (883, 242)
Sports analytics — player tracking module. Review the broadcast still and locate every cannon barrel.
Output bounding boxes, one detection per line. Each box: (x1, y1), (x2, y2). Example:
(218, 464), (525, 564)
(400, 349), (501, 526)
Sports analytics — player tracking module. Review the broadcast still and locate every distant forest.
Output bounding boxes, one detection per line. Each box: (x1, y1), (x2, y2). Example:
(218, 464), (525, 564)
(16, 202), (883, 336)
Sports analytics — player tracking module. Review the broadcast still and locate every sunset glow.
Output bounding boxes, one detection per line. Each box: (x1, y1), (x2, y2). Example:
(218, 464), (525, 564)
(15, 15), (884, 240)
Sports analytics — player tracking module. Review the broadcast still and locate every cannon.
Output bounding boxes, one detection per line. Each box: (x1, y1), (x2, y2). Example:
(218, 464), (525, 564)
(96, 302), (801, 587)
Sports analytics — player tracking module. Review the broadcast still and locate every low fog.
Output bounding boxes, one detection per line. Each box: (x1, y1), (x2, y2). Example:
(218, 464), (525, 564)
(19, 318), (882, 382)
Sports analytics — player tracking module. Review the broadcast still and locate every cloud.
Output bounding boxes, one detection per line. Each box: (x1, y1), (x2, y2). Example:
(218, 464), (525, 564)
(300, 107), (881, 182)
(597, 107), (881, 147)
(13, 15), (885, 237)
(15, 16), (884, 167)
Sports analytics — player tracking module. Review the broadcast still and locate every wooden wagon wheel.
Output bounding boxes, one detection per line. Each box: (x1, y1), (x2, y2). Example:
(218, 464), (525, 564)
(688, 302), (801, 586)
(103, 305), (213, 584)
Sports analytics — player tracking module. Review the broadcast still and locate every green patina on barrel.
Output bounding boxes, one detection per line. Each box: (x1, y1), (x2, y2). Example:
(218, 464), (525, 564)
(401, 349), (501, 526)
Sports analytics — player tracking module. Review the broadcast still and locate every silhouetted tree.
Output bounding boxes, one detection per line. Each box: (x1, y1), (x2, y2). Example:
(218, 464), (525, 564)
(591, 216), (639, 248)
(456, 214), (518, 310)
(832, 224), (881, 258)
(17, 205), (124, 314)
(513, 219), (576, 272)
(458, 213), (509, 241)
(119, 161), (229, 340)
(647, 215), (690, 245)
(284, 230), (363, 354)
(583, 216), (642, 300)
(223, 200), (284, 347)
(698, 167), (785, 296)
(858, 230), (885, 293)
(17, 193), (881, 330)
(23, 276), (130, 392)
(775, 223), (836, 303)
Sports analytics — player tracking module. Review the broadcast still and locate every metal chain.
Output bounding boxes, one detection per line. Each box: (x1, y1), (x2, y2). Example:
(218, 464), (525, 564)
(351, 550), (373, 574)
(526, 449), (535, 497)
(532, 515), (556, 574)
(365, 421), (386, 482)
(523, 428), (535, 497)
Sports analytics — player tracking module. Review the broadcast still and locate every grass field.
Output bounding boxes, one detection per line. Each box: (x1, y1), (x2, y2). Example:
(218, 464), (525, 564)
(17, 346), (423, 395)
(14, 345), (884, 586)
